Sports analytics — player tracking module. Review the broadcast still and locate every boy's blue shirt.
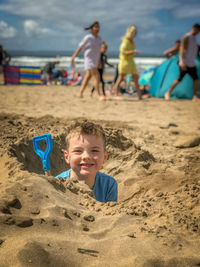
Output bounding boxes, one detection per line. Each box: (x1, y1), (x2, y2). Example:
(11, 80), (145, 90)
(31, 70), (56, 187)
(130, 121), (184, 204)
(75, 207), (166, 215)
(56, 169), (118, 203)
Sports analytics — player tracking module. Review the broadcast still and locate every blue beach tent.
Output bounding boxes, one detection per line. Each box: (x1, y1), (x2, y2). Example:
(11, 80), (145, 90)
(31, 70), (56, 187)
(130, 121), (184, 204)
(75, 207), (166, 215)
(149, 55), (200, 99)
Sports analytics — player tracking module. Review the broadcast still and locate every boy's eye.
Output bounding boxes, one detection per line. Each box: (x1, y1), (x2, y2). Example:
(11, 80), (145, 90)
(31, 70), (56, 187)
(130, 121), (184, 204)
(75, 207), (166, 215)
(92, 149), (99, 152)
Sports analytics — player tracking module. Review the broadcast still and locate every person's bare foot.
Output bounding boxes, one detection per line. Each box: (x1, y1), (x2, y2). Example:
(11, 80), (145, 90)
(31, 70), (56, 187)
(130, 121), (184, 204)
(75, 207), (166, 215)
(98, 95), (106, 101)
(164, 91), (170, 100)
(192, 95), (200, 102)
(114, 95), (123, 100)
(77, 93), (83, 98)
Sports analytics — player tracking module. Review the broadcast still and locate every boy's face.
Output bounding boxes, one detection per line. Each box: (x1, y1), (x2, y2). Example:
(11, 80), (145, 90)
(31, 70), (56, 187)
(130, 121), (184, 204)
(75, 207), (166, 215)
(101, 45), (107, 53)
(64, 134), (108, 185)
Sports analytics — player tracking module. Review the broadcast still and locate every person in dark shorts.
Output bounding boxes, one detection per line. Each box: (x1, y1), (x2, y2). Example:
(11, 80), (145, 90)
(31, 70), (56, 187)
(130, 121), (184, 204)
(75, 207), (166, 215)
(165, 23), (200, 101)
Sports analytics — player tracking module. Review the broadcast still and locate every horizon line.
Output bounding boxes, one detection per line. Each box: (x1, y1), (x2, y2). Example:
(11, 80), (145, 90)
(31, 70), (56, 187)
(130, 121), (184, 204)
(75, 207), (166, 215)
(9, 49), (164, 57)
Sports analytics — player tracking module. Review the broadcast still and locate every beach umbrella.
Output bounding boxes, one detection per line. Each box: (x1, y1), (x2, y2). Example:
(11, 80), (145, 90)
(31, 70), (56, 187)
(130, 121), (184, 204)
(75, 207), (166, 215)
(139, 65), (156, 85)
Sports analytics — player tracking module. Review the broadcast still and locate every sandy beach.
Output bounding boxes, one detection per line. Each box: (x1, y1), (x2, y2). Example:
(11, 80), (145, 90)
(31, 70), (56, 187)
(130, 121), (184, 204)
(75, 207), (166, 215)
(0, 82), (200, 267)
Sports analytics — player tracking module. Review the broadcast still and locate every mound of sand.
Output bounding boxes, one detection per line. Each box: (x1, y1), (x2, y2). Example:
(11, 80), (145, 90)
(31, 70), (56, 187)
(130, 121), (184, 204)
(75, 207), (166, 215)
(0, 84), (200, 266)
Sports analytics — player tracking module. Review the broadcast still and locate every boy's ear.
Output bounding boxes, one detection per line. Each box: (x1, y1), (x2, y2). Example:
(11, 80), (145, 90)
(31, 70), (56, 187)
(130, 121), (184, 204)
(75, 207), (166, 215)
(64, 150), (69, 164)
(103, 151), (108, 163)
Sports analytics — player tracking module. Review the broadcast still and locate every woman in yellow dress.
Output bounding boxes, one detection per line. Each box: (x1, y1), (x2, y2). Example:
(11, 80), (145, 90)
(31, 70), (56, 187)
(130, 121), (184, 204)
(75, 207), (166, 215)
(114, 25), (142, 99)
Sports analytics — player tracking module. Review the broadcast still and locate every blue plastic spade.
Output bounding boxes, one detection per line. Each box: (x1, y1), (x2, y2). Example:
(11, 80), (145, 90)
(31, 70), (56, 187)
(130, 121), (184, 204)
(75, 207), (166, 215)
(32, 134), (53, 175)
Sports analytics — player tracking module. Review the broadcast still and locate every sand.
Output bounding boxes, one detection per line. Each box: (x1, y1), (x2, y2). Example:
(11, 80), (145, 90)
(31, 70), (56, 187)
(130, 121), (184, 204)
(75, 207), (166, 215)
(0, 82), (200, 267)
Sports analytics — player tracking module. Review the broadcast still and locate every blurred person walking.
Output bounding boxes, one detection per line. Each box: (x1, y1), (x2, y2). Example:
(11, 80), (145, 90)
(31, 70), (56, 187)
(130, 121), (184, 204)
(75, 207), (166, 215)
(114, 25), (142, 99)
(71, 21), (102, 99)
(165, 23), (200, 101)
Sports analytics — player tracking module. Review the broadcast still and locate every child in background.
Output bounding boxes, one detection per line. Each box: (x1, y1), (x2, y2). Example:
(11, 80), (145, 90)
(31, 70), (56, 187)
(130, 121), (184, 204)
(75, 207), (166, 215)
(67, 72), (83, 86)
(90, 41), (114, 97)
(56, 120), (118, 202)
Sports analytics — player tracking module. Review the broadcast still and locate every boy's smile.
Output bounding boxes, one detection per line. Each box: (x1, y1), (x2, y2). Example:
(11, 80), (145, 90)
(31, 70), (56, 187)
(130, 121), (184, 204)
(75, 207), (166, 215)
(64, 134), (108, 188)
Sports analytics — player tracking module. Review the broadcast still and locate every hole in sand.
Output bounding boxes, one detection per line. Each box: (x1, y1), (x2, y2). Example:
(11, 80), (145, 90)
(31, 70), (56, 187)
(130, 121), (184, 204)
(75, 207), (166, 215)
(8, 128), (138, 178)
(9, 133), (69, 177)
(8, 127), (156, 204)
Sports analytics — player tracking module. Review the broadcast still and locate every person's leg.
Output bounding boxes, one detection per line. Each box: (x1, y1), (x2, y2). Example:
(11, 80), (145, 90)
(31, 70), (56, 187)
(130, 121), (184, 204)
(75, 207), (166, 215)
(0, 65), (3, 85)
(113, 65), (118, 83)
(114, 74), (125, 96)
(91, 68), (100, 97)
(164, 80), (179, 100)
(46, 73), (51, 85)
(109, 65), (118, 94)
(192, 79), (199, 101)
(78, 70), (92, 98)
(90, 68), (102, 97)
(132, 74), (142, 100)
(99, 69), (105, 96)
(90, 87), (95, 96)
(187, 67), (199, 101)
(165, 67), (186, 100)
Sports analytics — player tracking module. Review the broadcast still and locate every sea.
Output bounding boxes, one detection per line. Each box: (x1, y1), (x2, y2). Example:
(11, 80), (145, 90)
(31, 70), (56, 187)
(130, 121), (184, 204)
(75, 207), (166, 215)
(9, 51), (165, 75)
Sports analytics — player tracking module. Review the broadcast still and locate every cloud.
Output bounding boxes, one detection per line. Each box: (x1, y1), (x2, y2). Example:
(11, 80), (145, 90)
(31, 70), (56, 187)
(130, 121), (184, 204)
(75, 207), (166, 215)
(0, 0), (178, 44)
(140, 31), (166, 41)
(172, 5), (200, 19)
(24, 20), (55, 37)
(0, 0), (199, 53)
(0, 20), (17, 39)
(0, 0), (177, 29)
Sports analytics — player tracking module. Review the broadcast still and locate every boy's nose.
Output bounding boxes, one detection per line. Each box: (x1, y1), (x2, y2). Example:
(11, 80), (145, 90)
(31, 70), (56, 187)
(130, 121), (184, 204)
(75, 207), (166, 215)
(82, 151), (90, 159)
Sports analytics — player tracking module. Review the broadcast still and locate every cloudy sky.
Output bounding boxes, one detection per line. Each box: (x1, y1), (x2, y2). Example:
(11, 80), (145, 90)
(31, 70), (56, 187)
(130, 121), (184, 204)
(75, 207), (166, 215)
(0, 0), (200, 55)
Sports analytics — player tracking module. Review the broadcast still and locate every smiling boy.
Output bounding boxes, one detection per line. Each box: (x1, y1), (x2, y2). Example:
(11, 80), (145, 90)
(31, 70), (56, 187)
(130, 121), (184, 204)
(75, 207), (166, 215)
(56, 121), (118, 202)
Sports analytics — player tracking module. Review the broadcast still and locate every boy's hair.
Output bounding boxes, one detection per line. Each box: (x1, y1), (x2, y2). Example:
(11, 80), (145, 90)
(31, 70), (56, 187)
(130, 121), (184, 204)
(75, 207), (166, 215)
(66, 120), (106, 150)
(101, 41), (108, 49)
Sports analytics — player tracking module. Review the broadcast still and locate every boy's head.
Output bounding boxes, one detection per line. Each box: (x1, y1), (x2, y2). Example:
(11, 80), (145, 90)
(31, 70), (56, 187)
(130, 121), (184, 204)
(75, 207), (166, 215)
(65, 120), (106, 150)
(64, 121), (108, 186)
(101, 41), (108, 53)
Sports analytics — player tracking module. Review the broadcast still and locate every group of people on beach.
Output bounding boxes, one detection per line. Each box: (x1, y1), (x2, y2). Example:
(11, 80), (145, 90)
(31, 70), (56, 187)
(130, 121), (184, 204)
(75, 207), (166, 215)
(1, 22), (200, 100)
(42, 61), (83, 86)
(71, 21), (142, 100)
(71, 21), (200, 101)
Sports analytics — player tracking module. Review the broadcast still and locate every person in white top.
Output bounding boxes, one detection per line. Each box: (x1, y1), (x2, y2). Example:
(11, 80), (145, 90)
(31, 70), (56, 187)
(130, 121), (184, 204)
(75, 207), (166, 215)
(71, 21), (102, 99)
(165, 23), (200, 101)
